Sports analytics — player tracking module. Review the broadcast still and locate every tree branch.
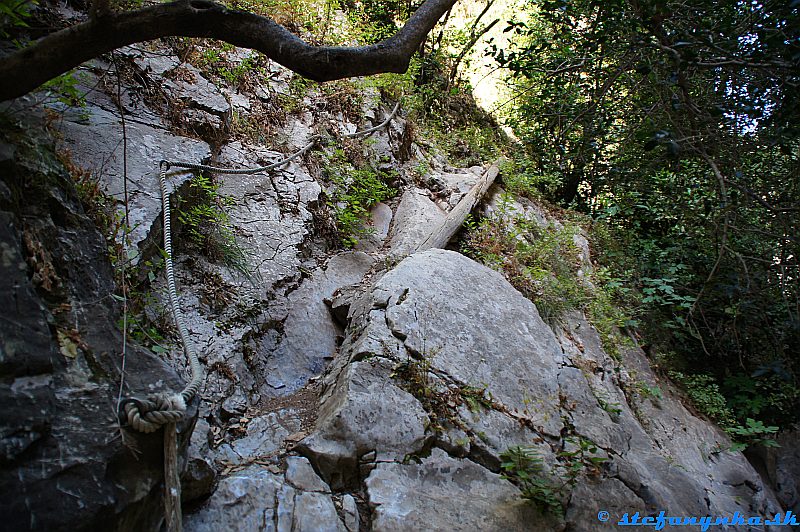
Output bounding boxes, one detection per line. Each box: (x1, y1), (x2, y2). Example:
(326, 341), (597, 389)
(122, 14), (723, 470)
(0, 0), (458, 102)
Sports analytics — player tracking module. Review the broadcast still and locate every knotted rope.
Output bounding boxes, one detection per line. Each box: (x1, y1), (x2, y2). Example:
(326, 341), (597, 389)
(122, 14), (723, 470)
(117, 161), (202, 433)
(116, 100), (401, 531)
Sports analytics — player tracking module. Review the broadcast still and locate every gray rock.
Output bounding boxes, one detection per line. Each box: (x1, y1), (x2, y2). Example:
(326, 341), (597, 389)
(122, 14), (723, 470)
(366, 448), (547, 531)
(355, 202), (393, 252)
(127, 47), (230, 117)
(184, 466), (283, 532)
(427, 170), (479, 207)
(215, 410), (299, 465)
(56, 101), (210, 253)
(482, 184), (548, 228)
(185, 462), (346, 532)
(559, 312), (782, 519)
(341, 494), (360, 532)
(565, 478), (646, 528)
(298, 249), (782, 528)
(216, 141), (321, 288)
(183, 419), (218, 503)
(748, 426), (800, 512)
(376, 250), (565, 436)
(258, 252), (374, 395)
(285, 456), (329, 492)
(221, 390), (248, 419)
(388, 188), (446, 256)
(298, 358), (430, 489)
(768, 426), (800, 514)
(290, 491), (347, 532)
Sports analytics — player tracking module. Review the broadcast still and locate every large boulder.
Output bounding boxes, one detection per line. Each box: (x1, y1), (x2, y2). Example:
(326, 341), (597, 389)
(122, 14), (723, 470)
(298, 249), (781, 530)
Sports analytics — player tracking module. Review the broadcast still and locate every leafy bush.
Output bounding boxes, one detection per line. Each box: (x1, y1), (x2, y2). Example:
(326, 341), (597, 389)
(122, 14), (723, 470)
(177, 173), (250, 275)
(669, 371), (736, 428)
(323, 148), (396, 248)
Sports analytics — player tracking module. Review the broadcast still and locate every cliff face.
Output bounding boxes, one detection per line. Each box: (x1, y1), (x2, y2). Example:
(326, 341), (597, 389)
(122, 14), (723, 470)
(0, 120), (196, 531)
(0, 34), (795, 531)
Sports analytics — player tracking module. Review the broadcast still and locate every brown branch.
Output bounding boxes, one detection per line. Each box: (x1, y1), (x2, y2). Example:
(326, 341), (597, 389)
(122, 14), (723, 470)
(0, 0), (458, 102)
(448, 17), (499, 87)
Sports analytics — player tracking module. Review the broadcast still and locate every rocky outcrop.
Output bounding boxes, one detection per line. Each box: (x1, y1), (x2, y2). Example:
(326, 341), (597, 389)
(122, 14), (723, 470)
(296, 249), (781, 530)
(748, 426), (800, 513)
(184, 456), (356, 532)
(0, 120), (196, 531)
(3, 28), (790, 532)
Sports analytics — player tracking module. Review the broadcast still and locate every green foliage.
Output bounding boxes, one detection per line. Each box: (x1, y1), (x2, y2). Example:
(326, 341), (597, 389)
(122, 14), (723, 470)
(501, 437), (607, 517)
(499, 155), (560, 201)
(722, 370), (800, 428)
(0, 0), (35, 37)
(500, 446), (563, 516)
(177, 173), (250, 276)
(462, 200), (635, 359)
(188, 42), (268, 89)
(40, 70), (86, 108)
(727, 418), (780, 452)
(669, 371), (737, 428)
(670, 370), (786, 450)
(493, 0), (800, 430)
(463, 207), (587, 321)
(323, 148), (396, 248)
(637, 382), (662, 401)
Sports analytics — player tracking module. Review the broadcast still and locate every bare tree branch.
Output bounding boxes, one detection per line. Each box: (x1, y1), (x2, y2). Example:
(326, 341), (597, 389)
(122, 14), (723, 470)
(0, 0), (458, 102)
(448, 18), (499, 87)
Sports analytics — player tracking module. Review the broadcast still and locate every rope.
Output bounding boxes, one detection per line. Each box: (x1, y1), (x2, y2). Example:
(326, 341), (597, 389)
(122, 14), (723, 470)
(116, 97), (402, 532)
(119, 99), (402, 432)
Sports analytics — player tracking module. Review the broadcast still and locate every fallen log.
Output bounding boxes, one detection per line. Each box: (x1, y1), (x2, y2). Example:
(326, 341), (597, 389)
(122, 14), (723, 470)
(414, 161), (502, 252)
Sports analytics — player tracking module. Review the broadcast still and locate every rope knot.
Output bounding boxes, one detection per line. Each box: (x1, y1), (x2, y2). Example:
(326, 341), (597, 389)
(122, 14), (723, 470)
(120, 393), (186, 433)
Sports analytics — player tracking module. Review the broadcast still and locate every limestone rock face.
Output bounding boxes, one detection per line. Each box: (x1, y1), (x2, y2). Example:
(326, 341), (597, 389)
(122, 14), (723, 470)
(5, 34), (789, 532)
(184, 458), (349, 532)
(296, 249), (781, 530)
(748, 426), (800, 513)
(54, 77), (211, 255)
(388, 188), (446, 256)
(0, 122), (196, 532)
(366, 448), (544, 532)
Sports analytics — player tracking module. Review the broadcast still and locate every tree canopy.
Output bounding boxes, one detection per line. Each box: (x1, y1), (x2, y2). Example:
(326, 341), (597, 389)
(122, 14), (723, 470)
(491, 0), (799, 426)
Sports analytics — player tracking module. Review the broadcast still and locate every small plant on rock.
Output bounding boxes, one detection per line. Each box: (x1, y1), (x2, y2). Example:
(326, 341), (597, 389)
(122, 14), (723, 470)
(501, 436), (608, 517)
(323, 148), (397, 248)
(177, 172), (250, 276)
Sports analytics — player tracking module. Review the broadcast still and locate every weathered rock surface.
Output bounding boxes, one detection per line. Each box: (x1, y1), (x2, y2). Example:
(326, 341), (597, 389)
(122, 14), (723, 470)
(215, 409), (299, 465)
(184, 458), (348, 532)
(5, 30), (790, 532)
(182, 419), (217, 503)
(0, 120), (196, 531)
(387, 188), (446, 256)
(355, 202), (392, 252)
(366, 448), (544, 531)
(748, 426), (800, 512)
(259, 251), (375, 395)
(57, 100), (210, 253)
(296, 249), (782, 530)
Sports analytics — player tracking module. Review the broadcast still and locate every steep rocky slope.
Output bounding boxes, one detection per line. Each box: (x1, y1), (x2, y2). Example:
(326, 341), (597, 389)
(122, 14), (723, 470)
(1, 32), (796, 532)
